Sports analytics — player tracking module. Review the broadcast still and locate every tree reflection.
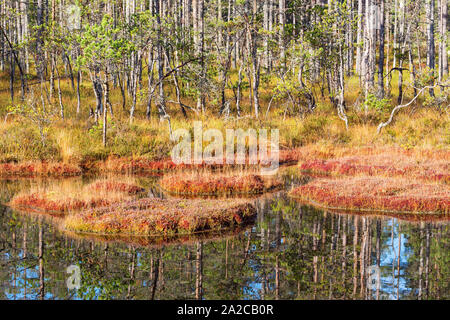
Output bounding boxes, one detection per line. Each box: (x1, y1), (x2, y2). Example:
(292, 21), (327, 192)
(0, 192), (448, 300)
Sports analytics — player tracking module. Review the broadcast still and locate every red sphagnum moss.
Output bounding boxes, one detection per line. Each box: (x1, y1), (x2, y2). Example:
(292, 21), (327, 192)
(0, 162), (82, 177)
(159, 172), (282, 195)
(10, 193), (113, 214)
(64, 198), (256, 236)
(290, 177), (449, 214)
(97, 149), (303, 175)
(1, 146), (447, 176)
(10, 179), (145, 214)
(299, 154), (449, 182)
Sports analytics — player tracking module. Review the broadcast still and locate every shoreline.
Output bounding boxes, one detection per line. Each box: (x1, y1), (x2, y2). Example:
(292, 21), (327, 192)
(1, 145), (448, 177)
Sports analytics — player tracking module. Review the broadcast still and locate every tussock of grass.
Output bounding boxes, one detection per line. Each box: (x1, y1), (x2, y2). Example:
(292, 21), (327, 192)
(98, 157), (191, 174)
(278, 148), (305, 164)
(290, 145), (449, 162)
(98, 149), (300, 174)
(299, 153), (449, 182)
(0, 121), (61, 162)
(10, 193), (112, 214)
(290, 177), (449, 214)
(159, 171), (283, 195)
(64, 198), (256, 236)
(0, 161), (82, 177)
(10, 178), (145, 214)
(0, 147), (305, 177)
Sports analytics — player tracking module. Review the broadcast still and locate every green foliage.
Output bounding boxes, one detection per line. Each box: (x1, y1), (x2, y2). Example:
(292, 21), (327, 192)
(415, 67), (438, 88)
(75, 15), (135, 71)
(422, 74), (449, 110)
(364, 94), (391, 114)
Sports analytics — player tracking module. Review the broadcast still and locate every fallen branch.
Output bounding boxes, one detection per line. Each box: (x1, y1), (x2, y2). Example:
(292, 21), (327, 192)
(377, 83), (440, 134)
(3, 112), (13, 124)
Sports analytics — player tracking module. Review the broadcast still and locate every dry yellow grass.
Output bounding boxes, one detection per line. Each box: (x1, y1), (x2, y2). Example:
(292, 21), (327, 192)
(159, 169), (283, 195)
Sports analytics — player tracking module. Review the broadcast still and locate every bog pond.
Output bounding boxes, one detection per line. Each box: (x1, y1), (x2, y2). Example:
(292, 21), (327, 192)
(0, 172), (448, 300)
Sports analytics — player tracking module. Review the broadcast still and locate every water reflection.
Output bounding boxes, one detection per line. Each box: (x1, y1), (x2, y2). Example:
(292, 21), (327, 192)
(0, 179), (448, 300)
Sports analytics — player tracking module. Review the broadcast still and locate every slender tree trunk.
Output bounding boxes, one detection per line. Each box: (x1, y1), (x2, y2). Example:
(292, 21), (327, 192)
(103, 76), (111, 147)
(426, 0), (436, 96)
(217, 0), (222, 47)
(195, 242), (203, 300)
(385, 2), (391, 94)
(439, 0), (448, 80)
(263, 0), (269, 69)
(147, 48), (155, 119)
(55, 62), (64, 119)
(356, 0), (363, 76)
(279, 0), (286, 73)
(76, 70), (81, 115)
(156, 0), (167, 119)
(397, 0), (406, 104)
(36, 0), (45, 81)
(378, 0), (385, 98)
(443, 0), (448, 76)
(364, 0), (376, 95)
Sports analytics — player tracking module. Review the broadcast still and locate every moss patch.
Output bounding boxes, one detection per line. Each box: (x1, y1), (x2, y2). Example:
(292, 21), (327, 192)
(159, 172), (282, 196)
(64, 198), (257, 236)
(289, 177), (449, 214)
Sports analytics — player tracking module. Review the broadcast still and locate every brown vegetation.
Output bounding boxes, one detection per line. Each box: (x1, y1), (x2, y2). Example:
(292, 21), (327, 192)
(0, 161), (82, 177)
(9, 178), (145, 214)
(299, 153), (449, 182)
(290, 177), (449, 214)
(159, 171), (282, 195)
(64, 198), (256, 236)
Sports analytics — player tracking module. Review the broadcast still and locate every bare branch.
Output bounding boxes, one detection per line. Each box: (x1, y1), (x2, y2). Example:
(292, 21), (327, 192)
(377, 83), (442, 134)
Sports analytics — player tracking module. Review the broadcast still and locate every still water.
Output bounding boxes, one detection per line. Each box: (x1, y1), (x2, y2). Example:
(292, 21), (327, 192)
(0, 176), (448, 300)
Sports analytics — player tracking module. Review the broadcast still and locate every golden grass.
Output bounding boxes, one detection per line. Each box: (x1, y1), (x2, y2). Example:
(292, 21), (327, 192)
(159, 170), (283, 195)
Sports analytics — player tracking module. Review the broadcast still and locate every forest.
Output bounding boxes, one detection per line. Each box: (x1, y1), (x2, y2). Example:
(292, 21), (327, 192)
(0, 0), (448, 302)
(0, 0), (447, 166)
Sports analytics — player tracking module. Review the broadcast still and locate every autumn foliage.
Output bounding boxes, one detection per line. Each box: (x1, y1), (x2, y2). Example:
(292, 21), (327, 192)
(160, 172), (282, 195)
(0, 162), (82, 177)
(299, 154), (449, 182)
(99, 154), (300, 175)
(64, 198), (256, 236)
(88, 180), (145, 195)
(10, 179), (145, 214)
(290, 177), (449, 214)
(10, 193), (113, 214)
